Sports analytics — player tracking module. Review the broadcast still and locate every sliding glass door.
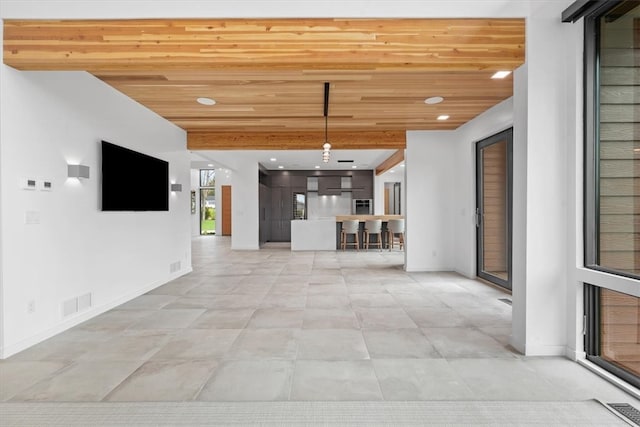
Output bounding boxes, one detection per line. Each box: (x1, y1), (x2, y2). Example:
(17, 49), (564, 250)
(476, 128), (513, 290)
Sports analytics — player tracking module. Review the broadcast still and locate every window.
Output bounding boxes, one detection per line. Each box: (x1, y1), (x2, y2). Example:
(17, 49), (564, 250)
(582, 0), (640, 386)
(199, 169), (216, 235)
(585, 1), (640, 278)
(585, 284), (640, 388)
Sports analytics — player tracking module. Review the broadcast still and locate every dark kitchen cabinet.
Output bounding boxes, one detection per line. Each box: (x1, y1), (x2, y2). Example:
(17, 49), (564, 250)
(352, 171), (374, 199)
(318, 176), (341, 196)
(270, 187), (292, 242)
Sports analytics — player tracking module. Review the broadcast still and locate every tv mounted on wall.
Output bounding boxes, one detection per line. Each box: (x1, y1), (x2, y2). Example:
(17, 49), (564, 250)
(101, 140), (169, 211)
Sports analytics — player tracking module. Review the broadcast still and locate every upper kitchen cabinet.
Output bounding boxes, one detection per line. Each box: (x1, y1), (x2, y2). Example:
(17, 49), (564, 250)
(318, 176), (342, 196)
(352, 170), (374, 199)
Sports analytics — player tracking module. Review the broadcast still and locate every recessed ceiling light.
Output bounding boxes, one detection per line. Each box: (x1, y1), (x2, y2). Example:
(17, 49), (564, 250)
(352, 165), (358, 169)
(196, 97), (217, 106)
(207, 163), (214, 167)
(437, 115), (450, 121)
(491, 71), (511, 79)
(400, 164), (405, 167)
(315, 165), (320, 169)
(270, 158), (277, 162)
(390, 170), (395, 173)
(278, 165), (284, 169)
(424, 96), (444, 105)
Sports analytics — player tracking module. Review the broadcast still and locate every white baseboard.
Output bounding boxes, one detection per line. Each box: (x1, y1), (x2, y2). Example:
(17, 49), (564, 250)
(565, 347), (586, 361)
(524, 344), (567, 356)
(405, 266), (453, 273)
(0, 267), (192, 359)
(453, 268), (475, 279)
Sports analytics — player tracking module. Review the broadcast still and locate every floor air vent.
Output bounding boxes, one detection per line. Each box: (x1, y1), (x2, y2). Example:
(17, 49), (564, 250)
(608, 403), (640, 426)
(498, 298), (512, 306)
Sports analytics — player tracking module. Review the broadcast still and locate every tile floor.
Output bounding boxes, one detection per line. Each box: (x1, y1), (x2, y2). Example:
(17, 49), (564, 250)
(1, 236), (639, 404)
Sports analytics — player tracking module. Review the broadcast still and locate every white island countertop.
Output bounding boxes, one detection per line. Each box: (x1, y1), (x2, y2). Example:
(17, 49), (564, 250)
(291, 218), (337, 251)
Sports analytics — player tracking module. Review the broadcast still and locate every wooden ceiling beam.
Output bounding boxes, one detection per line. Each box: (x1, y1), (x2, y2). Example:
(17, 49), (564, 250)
(3, 18), (525, 72)
(375, 149), (405, 175)
(187, 130), (406, 150)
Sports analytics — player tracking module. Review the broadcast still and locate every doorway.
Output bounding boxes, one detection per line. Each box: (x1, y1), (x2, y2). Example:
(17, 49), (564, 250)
(476, 128), (513, 290)
(384, 182), (401, 215)
(199, 169), (216, 235)
(221, 185), (232, 236)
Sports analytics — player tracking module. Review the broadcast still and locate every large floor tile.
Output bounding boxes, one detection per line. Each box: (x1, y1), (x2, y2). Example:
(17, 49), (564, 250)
(246, 308), (305, 329)
(189, 309), (255, 329)
(76, 310), (154, 332)
(260, 294), (307, 308)
(10, 361), (143, 401)
(6, 330), (112, 361)
(303, 308), (360, 329)
(297, 329), (370, 360)
(355, 308), (418, 329)
(422, 327), (517, 359)
(152, 329), (241, 360)
(306, 284), (348, 296)
(349, 293), (399, 308)
(290, 360), (383, 400)
(78, 330), (174, 361)
(128, 309), (206, 330)
(226, 329), (299, 360)
(373, 359), (474, 400)
(0, 361), (70, 401)
(114, 294), (178, 310)
(405, 307), (473, 328)
(197, 360), (294, 401)
(363, 329), (440, 359)
(448, 358), (566, 400)
(105, 359), (219, 401)
(305, 295), (351, 308)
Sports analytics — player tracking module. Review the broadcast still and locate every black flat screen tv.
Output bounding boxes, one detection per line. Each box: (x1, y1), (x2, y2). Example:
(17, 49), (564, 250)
(101, 140), (169, 211)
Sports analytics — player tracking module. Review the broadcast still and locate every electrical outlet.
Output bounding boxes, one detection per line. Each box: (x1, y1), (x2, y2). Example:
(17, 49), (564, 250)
(27, 299), (35, 314)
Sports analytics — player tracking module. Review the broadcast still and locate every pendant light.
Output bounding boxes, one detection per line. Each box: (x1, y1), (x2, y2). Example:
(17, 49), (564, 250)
(322, 82), (331, 163)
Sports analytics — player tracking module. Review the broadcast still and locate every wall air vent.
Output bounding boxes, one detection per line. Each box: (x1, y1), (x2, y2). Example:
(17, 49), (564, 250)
(337, 160), (354, 163)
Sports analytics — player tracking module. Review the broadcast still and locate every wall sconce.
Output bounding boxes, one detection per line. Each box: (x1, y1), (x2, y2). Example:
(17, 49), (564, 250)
(170, 183), (183, 192)
(67, 164), (90, 179)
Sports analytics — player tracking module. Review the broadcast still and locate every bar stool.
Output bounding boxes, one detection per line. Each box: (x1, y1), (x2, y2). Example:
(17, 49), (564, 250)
(364, 219), (383, 250)
(387, 218), (405, 251)
(341, 220), (360, 250)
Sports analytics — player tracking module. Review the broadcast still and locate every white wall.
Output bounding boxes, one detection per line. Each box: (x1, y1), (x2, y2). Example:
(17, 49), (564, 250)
(230, 163), (259, 249)
(405, 131), (456, 272)
(0, 68), (191, 358)
(510, 0), (574, 356)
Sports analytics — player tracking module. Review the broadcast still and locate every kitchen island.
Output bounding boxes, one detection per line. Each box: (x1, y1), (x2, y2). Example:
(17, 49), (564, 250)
(290, 215), (404, 251)
(336, 215), (404, 249)
(290, 218), (337, 251)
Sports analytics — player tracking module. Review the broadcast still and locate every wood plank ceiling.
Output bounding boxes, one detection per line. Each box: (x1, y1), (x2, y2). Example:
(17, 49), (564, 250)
(3, 18), (524, 150)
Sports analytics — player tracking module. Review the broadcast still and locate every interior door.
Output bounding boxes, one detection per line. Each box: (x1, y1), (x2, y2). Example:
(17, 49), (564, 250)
(221, 185), (232, 236)
(476, 128), (513, 290)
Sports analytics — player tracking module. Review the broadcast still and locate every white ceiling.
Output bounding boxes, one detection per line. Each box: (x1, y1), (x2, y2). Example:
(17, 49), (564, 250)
(190, 149), (397, 172)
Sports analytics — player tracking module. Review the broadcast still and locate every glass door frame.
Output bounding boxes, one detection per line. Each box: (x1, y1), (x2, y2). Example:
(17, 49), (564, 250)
(475, 128), (514, 290)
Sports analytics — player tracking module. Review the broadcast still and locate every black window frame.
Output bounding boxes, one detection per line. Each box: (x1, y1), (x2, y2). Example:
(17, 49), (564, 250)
(583, 0), (640, 280)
